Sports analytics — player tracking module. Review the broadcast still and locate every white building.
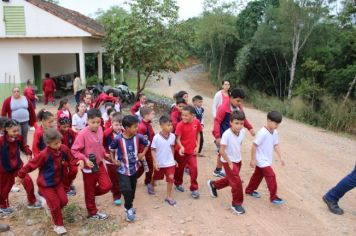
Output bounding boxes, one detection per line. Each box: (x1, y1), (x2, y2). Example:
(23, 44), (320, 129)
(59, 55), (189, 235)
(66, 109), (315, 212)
(0, 0), (105, 101)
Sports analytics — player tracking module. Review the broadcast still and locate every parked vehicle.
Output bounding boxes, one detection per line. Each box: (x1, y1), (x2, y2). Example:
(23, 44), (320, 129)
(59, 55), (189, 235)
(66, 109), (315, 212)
(52, 73), (74, 98)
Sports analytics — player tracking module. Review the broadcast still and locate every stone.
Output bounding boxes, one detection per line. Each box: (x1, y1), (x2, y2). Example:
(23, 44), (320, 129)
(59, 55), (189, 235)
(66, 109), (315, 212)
(180, 220), (186, 224)
(32, 229), (45, 236)
(153, 205), (160, 209)
(0, 224), (10, 233)
(26, 219), (39, 226)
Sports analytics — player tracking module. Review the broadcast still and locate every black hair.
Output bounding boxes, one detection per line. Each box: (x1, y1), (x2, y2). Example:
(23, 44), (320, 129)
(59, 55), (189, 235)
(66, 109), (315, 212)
(58, 117), (71, 126)
(122, 115), (139, 129)
(182, 105), (195, 114)
(222, 80), (230, 85)
(4, 119), (19, 130)
(230, 111), (245, 122)
(0, 117), (9, 130)
(135, 93), (146, 102)
(112, 112), (123, 123)
(87, 108), (102, 120)
(140, 106), (153, 117)
(176, 91), (188, 99)
(159, 115), (172, 125)
(230, 88), (245, 99)
(176, 97), (187, 105)
(37, 109), (54, 121)
(26, 79), (32, 86)
(43, 128), (62, 144)
(58, 98), (69, 110)
(106, 88), (115, 96)
(107, 108), (115, 117)
(192, 95), (203, 102)
(45, 73), (50, 78)
(73, 72), (79, 78)
(75, 101), (86, 113)
(121, 82), (128, 86)
(105, 102), (114, 109)
(267, 111), (283, 123)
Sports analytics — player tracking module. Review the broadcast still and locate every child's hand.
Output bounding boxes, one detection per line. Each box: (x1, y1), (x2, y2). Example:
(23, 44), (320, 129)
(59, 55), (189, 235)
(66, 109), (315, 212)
(85, 159), (94, 168)
(112, 159), (120, 166)
(249, 129), (256, 137)
(138, 153), (145, 160)
(77, 160), (84, 169)
(193, 147), (198, 155)
(250, 159), (256, 168)
(215, 138), (221, 146)
(153, 162), (159, 171)
(179, 147), (185, 156)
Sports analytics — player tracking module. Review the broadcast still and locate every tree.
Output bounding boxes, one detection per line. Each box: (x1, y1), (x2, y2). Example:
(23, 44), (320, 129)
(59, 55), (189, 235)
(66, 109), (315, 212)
(103, 0), (184, 94)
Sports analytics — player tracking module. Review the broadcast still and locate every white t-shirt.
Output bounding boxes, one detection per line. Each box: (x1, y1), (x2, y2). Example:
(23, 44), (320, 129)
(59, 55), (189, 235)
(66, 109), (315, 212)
(72, 113), (87, 131)
(254, 127), (279, 168)
(151, 133), (176, 168)
(220, 128), (246, 163)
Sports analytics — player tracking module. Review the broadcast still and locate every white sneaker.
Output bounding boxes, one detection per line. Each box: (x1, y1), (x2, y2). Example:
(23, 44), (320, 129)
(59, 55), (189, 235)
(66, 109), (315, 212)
(11, 185), (20, 192)
(53, 225), (67, 235)
(36, 192), (49, 215)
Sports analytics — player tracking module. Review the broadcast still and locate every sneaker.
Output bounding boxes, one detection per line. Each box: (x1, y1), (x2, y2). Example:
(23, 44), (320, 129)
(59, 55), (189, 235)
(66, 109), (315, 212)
(271, 197), (285, 205)
(213, 169), (226, 178)
(27, 201), (42, 209)
(207, 180), (218, 198)
(125, 208), (136, 222)
(175, 185), (185, 192)
(11, 185), (20, 192)
(67, 189), (76, 197)
(0, 207), (13, 215)
(246, 191), (261, 198)
(37, 193), (49, 215)
(165, 198), (177, 206)
(53, 225), (67, 235)
(114, 199), (122, 206)
(89, 212), (108, 220)
(322, 195), (344, 215)
(191, 190), (200, 199)
(146, 184), (155, 195)
(231, 205), (246, 215)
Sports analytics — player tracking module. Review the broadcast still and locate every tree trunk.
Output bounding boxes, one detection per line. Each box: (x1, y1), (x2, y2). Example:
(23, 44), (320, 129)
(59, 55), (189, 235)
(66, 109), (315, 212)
(287, 28), (301, 103)
(218, 52), (223, 82)
(136, 70), (141, 95)
(137, 72), (152, 96)
(343, 75), (356, 105)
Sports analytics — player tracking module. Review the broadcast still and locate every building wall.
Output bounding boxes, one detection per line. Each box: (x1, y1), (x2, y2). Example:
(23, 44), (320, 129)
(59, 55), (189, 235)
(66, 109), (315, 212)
(18, 54), (34, 83)
(0, 0), (90, 38)
(41, 54), (76, 76)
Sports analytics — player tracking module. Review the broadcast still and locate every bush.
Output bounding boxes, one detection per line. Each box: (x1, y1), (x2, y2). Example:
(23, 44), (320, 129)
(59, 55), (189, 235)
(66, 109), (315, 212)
(86, 75), (99, 86)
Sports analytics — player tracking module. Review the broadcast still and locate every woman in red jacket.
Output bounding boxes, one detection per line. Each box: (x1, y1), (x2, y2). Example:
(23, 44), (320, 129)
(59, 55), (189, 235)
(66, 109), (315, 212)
(1, 87), (37, 145)
(42, 73), (56, 105)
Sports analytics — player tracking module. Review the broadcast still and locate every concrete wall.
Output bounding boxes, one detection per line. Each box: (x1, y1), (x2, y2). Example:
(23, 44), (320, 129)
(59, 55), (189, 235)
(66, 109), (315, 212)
(41, 54), (76, 77)
(19, 54), (34, 83)
(0, 0), (91, 38)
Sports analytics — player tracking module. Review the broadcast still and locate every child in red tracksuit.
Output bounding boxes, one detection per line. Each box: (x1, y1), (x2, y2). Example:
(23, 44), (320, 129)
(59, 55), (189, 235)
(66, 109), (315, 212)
(71, 108), (112, 220)
(58, 117), (78, 196)
(212, 88), (255, 178)
(208, 111), (247, 215)
(136, 107), (155, 194)
(103, 112), (123, 206)
(130, 93), (147, 115)
(42, 73), (56, 105)
(24, 79), (38, 109)
(174, 105), (202, 199)
(0, 119), (42, 215)
(33, 109), (55, 157)
(245, 111), (285, 205)
(170, 97), (187, 132)
(57, 99), (72, 129)
(18, 128), (77, 235)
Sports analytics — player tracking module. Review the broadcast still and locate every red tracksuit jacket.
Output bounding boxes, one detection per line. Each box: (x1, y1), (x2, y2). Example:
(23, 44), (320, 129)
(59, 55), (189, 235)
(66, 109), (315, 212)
(56, 109), (72, 129)
(1, 96), (37, 126)
(94, 93), (117, 109)
(130, 101), (141, 115)
(32, 126), (46, 157)
(18, 145), (77, 188)
(170, 106), (181, 132)
(137, 119), (154, 154)
(42, 78), (56, 93)
(212, 102), (253, 139)
(23, 87), (36, 103)
(0, 135), (32, 173)
(60, 129), (77, 149)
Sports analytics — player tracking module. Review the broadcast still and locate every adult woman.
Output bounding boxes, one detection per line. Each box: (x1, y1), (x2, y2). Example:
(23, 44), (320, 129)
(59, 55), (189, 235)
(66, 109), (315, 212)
(1, 87), (36, 145)
(73, 72), (82, 104)
(212, 80), (230, 118)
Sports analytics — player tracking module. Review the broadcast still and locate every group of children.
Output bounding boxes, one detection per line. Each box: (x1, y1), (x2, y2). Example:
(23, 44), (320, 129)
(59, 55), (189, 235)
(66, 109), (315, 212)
(0, 85), (286, 235)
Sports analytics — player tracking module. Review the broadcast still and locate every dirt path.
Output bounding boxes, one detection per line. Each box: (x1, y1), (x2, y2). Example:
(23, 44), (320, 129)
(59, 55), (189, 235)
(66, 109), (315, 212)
(3, 65), (355, 236)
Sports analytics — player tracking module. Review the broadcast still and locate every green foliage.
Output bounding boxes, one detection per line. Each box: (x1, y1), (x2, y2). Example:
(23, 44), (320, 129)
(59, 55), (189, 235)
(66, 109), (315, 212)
(86, 75), (99, 86)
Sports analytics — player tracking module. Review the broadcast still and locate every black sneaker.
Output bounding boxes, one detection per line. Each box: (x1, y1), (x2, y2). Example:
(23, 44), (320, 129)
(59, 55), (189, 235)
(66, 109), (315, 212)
(322, 195), (344, 215)
(207, 180), (218, 198)
(231, 205), (246, 215)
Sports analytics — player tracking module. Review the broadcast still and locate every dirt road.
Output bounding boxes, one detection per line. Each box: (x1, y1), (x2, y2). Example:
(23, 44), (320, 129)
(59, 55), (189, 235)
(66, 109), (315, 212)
(3, 65), (355, 236)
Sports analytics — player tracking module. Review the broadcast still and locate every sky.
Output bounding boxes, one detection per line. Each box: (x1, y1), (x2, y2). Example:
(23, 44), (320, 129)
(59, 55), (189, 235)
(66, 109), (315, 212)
(58, 0), (205, 20)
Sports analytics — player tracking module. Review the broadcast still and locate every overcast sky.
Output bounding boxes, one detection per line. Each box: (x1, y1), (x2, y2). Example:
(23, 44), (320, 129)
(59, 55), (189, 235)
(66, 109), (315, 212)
(58, 0), (205, 20)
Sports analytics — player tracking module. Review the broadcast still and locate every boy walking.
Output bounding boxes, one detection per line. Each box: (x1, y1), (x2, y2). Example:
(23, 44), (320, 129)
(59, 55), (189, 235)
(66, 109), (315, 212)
(42, 73), (56, 105)
(72, 109), (112, 220)
(109, 115), (149, 222)
(208, 111), (247, 214)
(192, 95), (205, 156)
(174, 105), (202, 199)
(245, 111), (285, 205)
(151, 115), (176, 206)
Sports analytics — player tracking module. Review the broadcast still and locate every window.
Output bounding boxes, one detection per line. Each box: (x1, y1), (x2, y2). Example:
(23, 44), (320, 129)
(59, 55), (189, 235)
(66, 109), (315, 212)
(3, 6), (26, 35)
